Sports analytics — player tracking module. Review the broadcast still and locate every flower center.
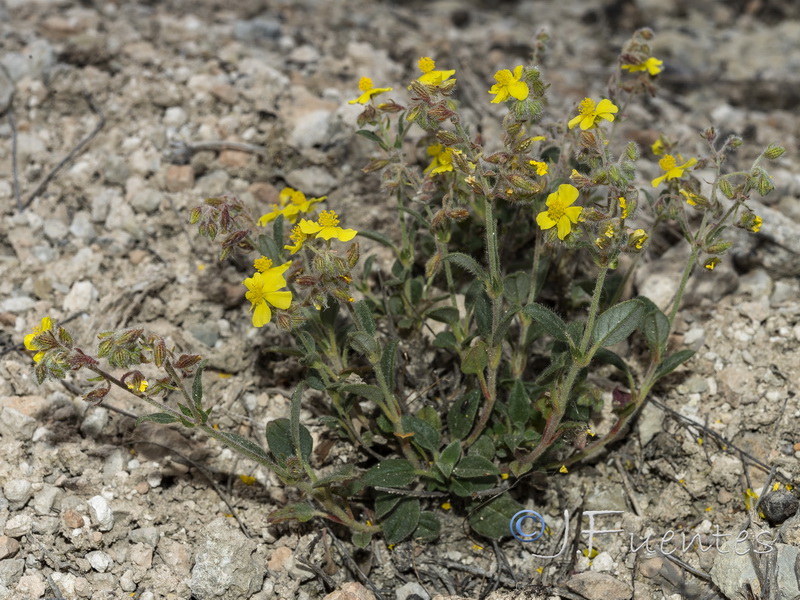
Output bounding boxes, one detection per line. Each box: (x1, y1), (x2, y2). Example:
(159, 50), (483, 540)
(247, 285), (267, 305)
(290, 191), (307, 205)
(418, 57), (435, 73)
(548, 204), (566, 222)
(659, 155), (677, 170)
(358, 77), (373, 92)
(318, 210), (340, 228)
(494, 70), (513, 86)
(578, 98), (596, 116)
(254, 256), (273, 273)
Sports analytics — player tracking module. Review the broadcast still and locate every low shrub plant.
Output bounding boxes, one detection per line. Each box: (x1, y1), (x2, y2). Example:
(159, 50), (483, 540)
(25, 29), (781, 546)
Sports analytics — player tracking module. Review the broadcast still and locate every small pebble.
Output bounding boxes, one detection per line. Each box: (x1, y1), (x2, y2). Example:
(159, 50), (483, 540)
(0, 536), (21, 559)
(3, 479), (33, 510)
(63, 509), (85, 529)
(761, 491), (799, 525)
(86, 550), (113, 572)
(4, 514), (33, 538)
(87, 496), (114, 531)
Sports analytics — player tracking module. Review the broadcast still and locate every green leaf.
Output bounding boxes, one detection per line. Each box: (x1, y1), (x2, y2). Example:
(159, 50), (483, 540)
(449, 476), (495, 497)
(340, 383), (385, 404)
(265, 418), (312, 463)
(522, 303), (569, 343)
(641, 307), (670, 356)
(257, 234), (281, 264)
(504, 271), (531, 306)
(454, 455), (500, 478)
(468, 435), (495, 461)
(508, 380), (531, 426)
(348, 331), (379, 358)
(448, 389), (480, 440)
(135, 412), (179, 427)
(425, 306), (460, 325)
(593, 348), (632, 376)
(592, 298), (646, 348)
(401, 415), (440, 452)
(268, 502), (316, 523)
(445, 252), (487, 282)
(460, 342), (488, 375)
(473, 291), (492, 339)
(383, 498), (420, 544)
(355, 129), (387, 150)
(353, 229), (397, 251)
(416, 405), (441, 431)
(312, 464), (356, 488)
(534, 352), (568, 385)
(290, 383), (308, 465)
(272, 214), (284, 248)
(494, 308), (520, 345)
(415, 512), (441, 543)
(468, 493), (525, 539)
(437, 441), (461, 478)
(352, 300), (376, 336)
(654, 349), (696, 380)
(433, 331), (458, 351)
(375, 492), (403, 519)
(398, 205), (430, 228)
(191, 359), (207, 410)
(362, 459), (416, 488)
(217, 431), (271, 462)
(352, 531), (372, 549)
(380, 339), (399, 392)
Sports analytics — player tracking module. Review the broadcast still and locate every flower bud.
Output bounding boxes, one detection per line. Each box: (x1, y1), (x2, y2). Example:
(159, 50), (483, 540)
(347, 242), (360, 268)
(757, 173), (774, 197)
(446, 208), (470, 221)
(507, 174), (541, 193)
(362, 159), (389, 173)
(435, 130), (461, 146)
(728, 136), (743, 149)
(295, 276), (318, 287)
(705, 240), (732, 254)
(189, 207), (202, 224)
(425, 253), (442, 278)
(625, 141), (639, 161)
(764, 143), (785, 160)
(718, 178), (734, 199)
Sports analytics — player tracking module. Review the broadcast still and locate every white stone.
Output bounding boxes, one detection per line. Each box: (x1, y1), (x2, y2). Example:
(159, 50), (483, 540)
(87, 495), (114, 531)
(3, 480), (33, 511)
(63, 280), (98, 313)
(86, 550), (113, 572)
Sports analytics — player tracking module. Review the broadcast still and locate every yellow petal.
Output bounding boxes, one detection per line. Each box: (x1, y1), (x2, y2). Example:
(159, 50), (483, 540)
(564, 206), (583, 223)
(265, 290), (292, 310)
(299, 219), (322, 235)
(252, 302), (272, 327)
(556, 216), (572, 240)
(536, 211), (556, 230)
(558, 183), (579, 206)
(509, 81), (529, 100)
(567, 114), (583, 129)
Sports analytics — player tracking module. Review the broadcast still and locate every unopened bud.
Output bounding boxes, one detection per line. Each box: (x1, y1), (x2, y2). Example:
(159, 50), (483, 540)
(362, 159), (389, 173)
(189, 207), (202, 224)
(625, 141), (639, 161)
(428, 103), (455, 122)
(174, 354), (202, 369)
(507, 174), (541, 193)
(439, 78), (458, 94)
(718, 178), (734, 199)
(154, 339), (166, 367)
(295, 276), (318, 287)
(608, 165), (622, 184)
(484, 152), (510, 165)
(425, 253), (442, 278)
(446, 208), (470, 221)
(702, 127), (717, 142)
(431, 210), (448, 230)
(347, 242), (360, 268)
(436, 130), (461, 146)
(579, 131), (597, 148)
(705, 240), (733, 254)
(728, 135), (743, 149)
(757, 173), (774, 197)
(764, 143), (785, 160)
(377, 100), (404, 113)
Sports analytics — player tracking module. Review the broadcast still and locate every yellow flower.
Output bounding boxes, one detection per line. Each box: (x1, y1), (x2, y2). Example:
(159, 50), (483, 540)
(416, 56), (455, 86)
(619, 196), (628, 219)
(126, 380), (149, 393)
(630, 229), (648, 250)
(488, 66), (529, 103)
(258, 187), (325, 225)
(284, 224), (310, 254)
(529, 160), (548, 176)
(651, 138), (666, 156)
(243, 262), (292, 327)
(24, 316), (53, 363)
(621, 57), (664, 76)
(535, 184), (582, 240)
(239, 474), (257, 485)
(750, 215), (762, 233)
(559, 465), (568, 474)
(441, 502), (452, 511)
(253, 256), (273, 273)
(704, 257), (720, 270)
(652, 154), (697, 187)
(604, 223), (615, 238)
(568, 98), (618, 130)
(349, 77), (393, 105)
(299, 210), (358, 242)
(424, 144), (454, 175)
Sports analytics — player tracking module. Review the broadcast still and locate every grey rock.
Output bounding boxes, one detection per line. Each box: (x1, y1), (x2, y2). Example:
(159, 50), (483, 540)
(0, 53), (28, 82)
(774, 543), (800, 600)
(196, 170), (230, 196)
(86, 550), (113, 573)
(285, 167), (336, 195)
(32, 484), (62, 515)
(761, 491), (799, 525)
(80, 407), (109, 438)
(0, 407), (37, 441)
(130, 188), (162, 214)
(233, 18), (282, 43)
(188, 321), (219, 347)
(3, 480), (32, 511)
(91, 188), (116, 223)
(163, 106), (188, 127)
(43, 217), (68, 241)
(104, 155), (131, 186)
(711, 544), (761, 599)
(63, 280), (99, 313)
(190, 517), (265, 599)
(104, 196), (140, 237)
(129, 527), (161, 547)
(565, 572), (632, 600)
(396, 581), (430, 600)
(738, 268), (773, 298)
(102, 449), (127, 482)
(288, 109), (332, 150)
(87, 495), (114, 531)
(69, 211), (97, 242)
(0, 558), (23, 587)
(0, 296), (36, 313)
(637, 401), (664, 447)
(4, 514), (33, 538)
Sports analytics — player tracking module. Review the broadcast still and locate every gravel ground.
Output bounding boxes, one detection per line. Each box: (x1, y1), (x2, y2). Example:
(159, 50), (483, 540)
(1, 1), (799, 599)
